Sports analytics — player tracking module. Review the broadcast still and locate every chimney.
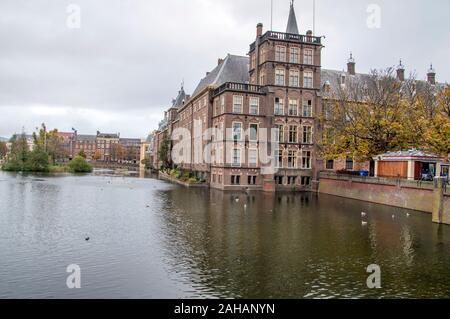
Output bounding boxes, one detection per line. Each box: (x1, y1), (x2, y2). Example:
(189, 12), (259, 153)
(256, 23), (263, 37)
(427, 63), (436, 85)
(396, 59), (405, 82)
(218, 58), (224, 66)
(347, 52), (356, 75)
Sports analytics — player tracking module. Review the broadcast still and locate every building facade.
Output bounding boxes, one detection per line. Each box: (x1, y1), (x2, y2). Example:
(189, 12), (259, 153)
(151, 2), (445, 191)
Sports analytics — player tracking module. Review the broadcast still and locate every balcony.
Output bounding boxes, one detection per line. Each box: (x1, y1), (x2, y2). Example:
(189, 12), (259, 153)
(212, 82), (264, 97)
(250, 31), (322, 51)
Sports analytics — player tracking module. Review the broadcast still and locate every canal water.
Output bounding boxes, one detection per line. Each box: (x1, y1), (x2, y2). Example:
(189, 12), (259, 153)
(0, 171), (449, 299)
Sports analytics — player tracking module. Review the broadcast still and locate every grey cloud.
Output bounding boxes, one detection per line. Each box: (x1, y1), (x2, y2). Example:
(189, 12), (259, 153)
(0, 0), (448, 138)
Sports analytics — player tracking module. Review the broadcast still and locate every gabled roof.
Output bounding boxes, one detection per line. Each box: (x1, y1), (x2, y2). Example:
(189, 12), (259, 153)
(192, 54), (250, 98)
(286, 1), (299, 34)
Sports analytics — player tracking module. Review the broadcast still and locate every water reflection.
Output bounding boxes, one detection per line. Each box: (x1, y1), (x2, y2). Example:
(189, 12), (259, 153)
(0, 171), (449, 299)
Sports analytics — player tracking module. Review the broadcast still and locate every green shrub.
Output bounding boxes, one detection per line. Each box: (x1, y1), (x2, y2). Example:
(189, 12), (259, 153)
(68, 156), (93, 173)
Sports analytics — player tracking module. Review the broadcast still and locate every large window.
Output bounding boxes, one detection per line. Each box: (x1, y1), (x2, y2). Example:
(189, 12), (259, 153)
(249, 97), (259, 115)
(302, 126), (312, 144)
(276, 150), (283, 168)
(290, 47), (300, 63)
(233, 95), (243, 113)
(288, 151), (297, 168)
(275, 69), (285, 86)
(249, 124), (258, 142)
(302, 151), (312, 169)
(275, 125), (284, 143)
(248, 175), (257, 185)
(231, 175), (241, 185)
(304, 49), (313, 65)
(303, 71), (314, 88)
(249, 149), (258, 167)
(289, 69), (300, 87)
(288, 99), (298, 116)
(232, 149), (241, 167)
(274, 97), (284, 115)
(303, 99), (313, 117)
(289, 125), (298, 143)
(275, 46), (286, 62)
(232, 122), (242, 141)
(259, 71), (265, 85)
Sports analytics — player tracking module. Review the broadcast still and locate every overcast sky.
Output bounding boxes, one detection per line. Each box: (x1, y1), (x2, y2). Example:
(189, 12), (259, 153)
(0, 0), (449, 138)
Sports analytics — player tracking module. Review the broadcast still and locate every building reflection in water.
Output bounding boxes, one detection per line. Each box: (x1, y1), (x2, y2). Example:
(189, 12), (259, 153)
(156, 187), (450, 298)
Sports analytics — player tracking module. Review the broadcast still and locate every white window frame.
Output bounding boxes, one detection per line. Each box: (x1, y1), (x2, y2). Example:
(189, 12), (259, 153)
(302, 126), (312, 144)
(275, 68), (285, 86)
(232, 122), (242, 141)
(288, 99), (298, 116)
(304, 49), (314, 65)
(302, 151), (312, 169)
(288, 125), (298, 143)
(249, 123), (259, 142)
(274, 97), (284, 115)
(248, 148), (258, 167)
(249, 97), (259, 115)
(302, 99), (313, 117)
(303, 71), (314, 88)
(232, 148), (242, 167)
(288, 150), (297, 168)
(275, 46), (286, 62)
(289, 69), (300, 87)
(233, 95), (243, 113)
(290, 47), (300, 64)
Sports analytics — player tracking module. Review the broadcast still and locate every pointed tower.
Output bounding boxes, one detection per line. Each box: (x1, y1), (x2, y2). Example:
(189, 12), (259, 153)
(427, 63), (436, 85)
(286, 0), (299, 34)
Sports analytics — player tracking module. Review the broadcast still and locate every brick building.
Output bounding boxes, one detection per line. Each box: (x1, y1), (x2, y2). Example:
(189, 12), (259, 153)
(151, 2), (445, 190)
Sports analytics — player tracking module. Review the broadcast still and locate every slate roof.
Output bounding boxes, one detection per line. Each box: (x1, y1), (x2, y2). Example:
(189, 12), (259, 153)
(320, 68), (447, 100)
(171, 87), (189, 109)
(286, 1), (300, 34)
(192, 54), (250, 98)
(77, 134), (96, 141)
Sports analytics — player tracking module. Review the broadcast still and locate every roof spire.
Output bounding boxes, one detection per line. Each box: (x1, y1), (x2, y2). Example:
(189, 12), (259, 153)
(286, 0), (299, 34)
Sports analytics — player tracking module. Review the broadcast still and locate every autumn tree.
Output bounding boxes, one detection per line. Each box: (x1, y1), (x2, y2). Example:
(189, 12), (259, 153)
(320, 68), (441, 161)
(0, 141), (8, 159)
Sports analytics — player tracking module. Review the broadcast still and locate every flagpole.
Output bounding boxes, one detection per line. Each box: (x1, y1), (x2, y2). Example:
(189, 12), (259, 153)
(270, 0), (273, 31)
(313, 0), (316, 35)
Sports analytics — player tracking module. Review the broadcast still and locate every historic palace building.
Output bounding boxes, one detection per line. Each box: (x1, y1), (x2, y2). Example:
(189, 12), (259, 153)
(151, 2), (442, 191)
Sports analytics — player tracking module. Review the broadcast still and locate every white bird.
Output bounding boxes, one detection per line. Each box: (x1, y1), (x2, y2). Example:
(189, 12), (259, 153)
(361, 212), (367, 217)
(235, 198), (239, 203)
(406, 213), (410, 217)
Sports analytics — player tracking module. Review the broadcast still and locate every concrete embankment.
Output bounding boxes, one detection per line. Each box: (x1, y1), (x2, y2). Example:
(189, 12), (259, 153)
(318, 172), (450, 225)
